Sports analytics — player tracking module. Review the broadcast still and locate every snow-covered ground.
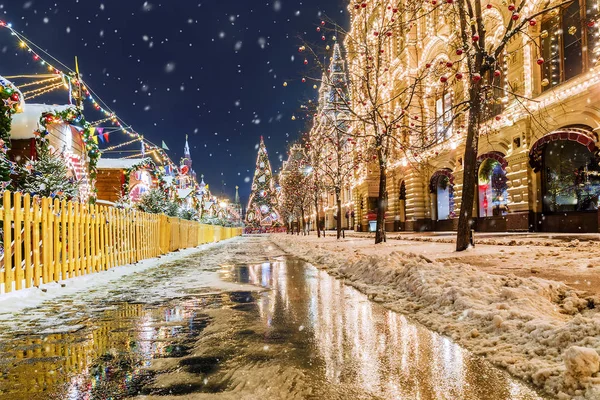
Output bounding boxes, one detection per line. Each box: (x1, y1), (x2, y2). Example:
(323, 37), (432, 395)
(271, 234), (600, 400)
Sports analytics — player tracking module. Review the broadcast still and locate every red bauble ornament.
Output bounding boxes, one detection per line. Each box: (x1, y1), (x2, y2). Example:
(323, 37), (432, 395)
(321, 21), (325, 25)
(392, 8), (398, 12)
(425, 63), (432, 68)
(373, 31), (379, 36)
(302, 78), (306, 83)
(472, 34), (479, 42)
(494, 70), (501, 77)
(455, 73), (463, 80)
(304, 59), (308, 65)
(508, 4), (515, 11)
(588, 20), (596, 28)
(529, 19), (537, 26)
(456, 49), (463, 55)
(472, 73), (482, 82)
(361, 3), (367, 8)
(512, 13), (519, 21)
(536, 58), (544, 65)
(486, 3), (492, 9)
(316, 27), (321, 32)
(321, 35), (326, 40)
(495, 115), (502, 121)
(10, 93), (19, 102)
(386, 32), (392, 37)
(446, 61), (453, 68)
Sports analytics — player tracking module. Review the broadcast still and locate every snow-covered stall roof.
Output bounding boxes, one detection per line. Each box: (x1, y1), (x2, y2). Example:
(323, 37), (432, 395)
(97, 158), (145, 170)
(10, 103), (74, 140)
(177, 188), (193, 199)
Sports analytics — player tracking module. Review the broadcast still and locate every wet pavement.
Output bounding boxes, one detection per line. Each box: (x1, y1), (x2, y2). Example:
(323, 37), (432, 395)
(0, 240), (549, 399)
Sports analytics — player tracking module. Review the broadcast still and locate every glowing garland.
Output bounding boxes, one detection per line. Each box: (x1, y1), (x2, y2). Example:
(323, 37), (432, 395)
(37, 107), (101, 178)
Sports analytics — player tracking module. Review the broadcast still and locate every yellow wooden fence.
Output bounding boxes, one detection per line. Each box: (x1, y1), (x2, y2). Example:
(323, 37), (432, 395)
(0, 191), (242, 294)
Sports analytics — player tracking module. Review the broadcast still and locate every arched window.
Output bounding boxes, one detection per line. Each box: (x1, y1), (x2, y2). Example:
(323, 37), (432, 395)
(543, 140), (600, 212)
(478, 159), (508, 217)
(430, 170), (454, 220)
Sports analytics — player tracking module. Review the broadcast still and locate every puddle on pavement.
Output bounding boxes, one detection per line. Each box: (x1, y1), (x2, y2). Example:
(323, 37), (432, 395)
(0, 257), (548, 399)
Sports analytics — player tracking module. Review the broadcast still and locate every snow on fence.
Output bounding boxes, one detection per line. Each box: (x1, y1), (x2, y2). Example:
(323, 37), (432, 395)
(0, 191), (242, 294)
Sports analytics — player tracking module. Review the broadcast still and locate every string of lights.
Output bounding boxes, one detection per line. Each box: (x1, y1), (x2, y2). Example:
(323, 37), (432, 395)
(22, 81), (65, 98)
(101, 137), (143, 153)
(16, 75), (62, 89)
(0, 21), (180, 170)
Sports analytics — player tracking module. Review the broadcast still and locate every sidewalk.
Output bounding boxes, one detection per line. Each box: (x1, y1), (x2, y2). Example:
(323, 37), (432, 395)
(320, 229), (600, 244)
(302, 230), (600, 297)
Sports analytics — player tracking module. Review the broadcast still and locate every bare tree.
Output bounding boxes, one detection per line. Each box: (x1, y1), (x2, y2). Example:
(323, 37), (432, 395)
(280, 144), (313, 235)
(405, 0), (574, 250)
(300, 0), (433, 244)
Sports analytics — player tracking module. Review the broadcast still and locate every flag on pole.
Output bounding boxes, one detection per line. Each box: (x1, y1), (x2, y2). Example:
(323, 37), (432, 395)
(162, 140), (170, 150)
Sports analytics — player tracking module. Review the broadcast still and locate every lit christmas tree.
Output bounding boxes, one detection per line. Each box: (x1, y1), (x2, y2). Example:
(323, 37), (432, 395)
(18, 144), (79, 201)
(245, 136), (281, 229)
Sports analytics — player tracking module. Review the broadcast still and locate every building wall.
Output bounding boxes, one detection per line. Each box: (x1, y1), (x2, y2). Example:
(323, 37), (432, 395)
(340, 0), (600, 233)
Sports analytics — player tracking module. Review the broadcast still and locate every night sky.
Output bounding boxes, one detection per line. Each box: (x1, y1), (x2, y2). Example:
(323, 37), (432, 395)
(0, 0), (349, 202)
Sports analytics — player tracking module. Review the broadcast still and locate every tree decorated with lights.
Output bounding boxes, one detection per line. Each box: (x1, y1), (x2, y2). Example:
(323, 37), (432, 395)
(280, 143), (312, 234)
(0, 76), (23, 143)
(246, 137), (281, 229)
(0, 140), (14, 193)
(309, 43), (357, 239)
(398, 0), (588, 250)
(299, 3), (433, 244)
(18, 143), (79, 200)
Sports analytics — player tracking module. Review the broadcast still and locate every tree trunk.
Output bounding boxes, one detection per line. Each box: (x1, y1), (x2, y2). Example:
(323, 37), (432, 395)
(456, 87), (481, 251)
(301, 208), (306, 236)
(335, 188), (342, 239)
(375, 164), (387, 244)
(314, 195), (320, 238)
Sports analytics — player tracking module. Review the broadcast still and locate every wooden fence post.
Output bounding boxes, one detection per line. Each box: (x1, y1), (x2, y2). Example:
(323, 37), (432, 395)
(23, 193), (32, 288)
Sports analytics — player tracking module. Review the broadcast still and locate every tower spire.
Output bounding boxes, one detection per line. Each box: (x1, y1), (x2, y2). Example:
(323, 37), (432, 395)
(184, 134), (190, 157)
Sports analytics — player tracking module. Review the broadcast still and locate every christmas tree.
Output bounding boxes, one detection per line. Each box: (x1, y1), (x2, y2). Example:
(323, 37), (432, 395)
(0, 140), (14, 193)
(245, 136), (281, 228)
(18, 144), (79, 200)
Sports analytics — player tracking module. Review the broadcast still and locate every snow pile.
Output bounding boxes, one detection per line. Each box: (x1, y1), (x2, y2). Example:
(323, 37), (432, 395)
(271, 235), (600, 399)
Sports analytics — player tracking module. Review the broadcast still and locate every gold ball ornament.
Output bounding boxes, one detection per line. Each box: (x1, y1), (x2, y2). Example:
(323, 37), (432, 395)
(313, 84), (318, 89)
(332, 36), (337, 41)
(540, 30), (548, 38)
(283, 82), (288, 87)
(326, 45), (330, 50)
(541, 78), (550, 87)
(291, 115), (296, 120)
(568, 26), (577, 35)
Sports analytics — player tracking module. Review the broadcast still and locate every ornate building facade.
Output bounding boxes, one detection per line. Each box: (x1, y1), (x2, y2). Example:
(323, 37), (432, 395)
(315, 0), (600, 233)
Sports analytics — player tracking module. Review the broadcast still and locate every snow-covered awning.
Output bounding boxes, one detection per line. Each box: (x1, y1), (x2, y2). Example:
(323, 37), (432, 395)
(10, 103), (73, 140)
(97, 158), (145, 170)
